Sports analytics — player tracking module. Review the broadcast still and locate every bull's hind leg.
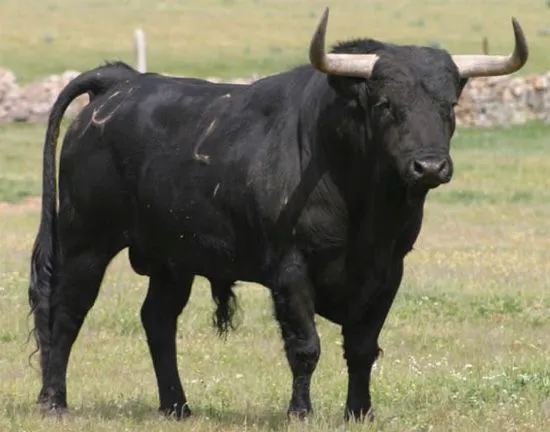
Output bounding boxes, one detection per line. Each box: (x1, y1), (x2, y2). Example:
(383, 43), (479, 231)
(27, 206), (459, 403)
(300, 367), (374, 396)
(140, 270), (193, 419)
(39, 242), (121, 414)
(271, 250), (320, 419)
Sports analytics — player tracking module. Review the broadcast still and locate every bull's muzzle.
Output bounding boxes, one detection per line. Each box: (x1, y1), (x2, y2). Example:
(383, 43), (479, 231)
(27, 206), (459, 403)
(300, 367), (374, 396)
(408, 157), (453, 188)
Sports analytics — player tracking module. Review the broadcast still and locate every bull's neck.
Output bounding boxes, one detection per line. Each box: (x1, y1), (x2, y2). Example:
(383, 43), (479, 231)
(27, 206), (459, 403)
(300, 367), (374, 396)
(303, 82), (426, 231)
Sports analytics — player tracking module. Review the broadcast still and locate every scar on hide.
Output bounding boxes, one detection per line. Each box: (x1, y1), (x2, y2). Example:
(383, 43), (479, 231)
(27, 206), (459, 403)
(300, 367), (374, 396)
(90, 90), (126, 126)
(78, 90), (127, 137)
(192, 119), (217, 163)
(91, 106), (119, 126)
(213, 183), (220, 197)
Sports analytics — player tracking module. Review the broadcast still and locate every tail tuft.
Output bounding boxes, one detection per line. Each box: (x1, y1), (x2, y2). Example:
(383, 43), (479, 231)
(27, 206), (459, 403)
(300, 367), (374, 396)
(28, 215), (57, 372)
(210, 280), (239, 338)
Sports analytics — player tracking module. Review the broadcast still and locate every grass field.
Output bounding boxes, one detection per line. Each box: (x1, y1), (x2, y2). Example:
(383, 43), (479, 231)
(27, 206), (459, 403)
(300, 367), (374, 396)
(0, 0), (549, 83)
(0, 121), (549, 431)
(0, 1), (549, 430)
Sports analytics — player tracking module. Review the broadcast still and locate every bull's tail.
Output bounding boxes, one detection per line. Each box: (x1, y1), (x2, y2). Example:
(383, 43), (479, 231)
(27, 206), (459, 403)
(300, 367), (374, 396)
(210, 280), (239, 338)
(28, 61), (140, 371)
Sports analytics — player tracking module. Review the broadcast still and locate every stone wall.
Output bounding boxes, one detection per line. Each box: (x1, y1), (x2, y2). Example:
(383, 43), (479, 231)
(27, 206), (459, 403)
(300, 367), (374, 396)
(455, 74), (550, 127)
(0, 68), (88, 123)
(0, 66), (548, 127)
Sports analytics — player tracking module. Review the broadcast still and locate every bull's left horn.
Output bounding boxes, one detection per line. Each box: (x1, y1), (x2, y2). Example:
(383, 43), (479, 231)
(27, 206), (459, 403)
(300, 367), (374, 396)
(309, 7), (379, 78)
(452, 18), (528, 78)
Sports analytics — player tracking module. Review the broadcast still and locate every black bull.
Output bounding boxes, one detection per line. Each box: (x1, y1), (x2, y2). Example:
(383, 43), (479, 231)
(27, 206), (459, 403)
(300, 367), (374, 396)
(28, 8), (528, 422)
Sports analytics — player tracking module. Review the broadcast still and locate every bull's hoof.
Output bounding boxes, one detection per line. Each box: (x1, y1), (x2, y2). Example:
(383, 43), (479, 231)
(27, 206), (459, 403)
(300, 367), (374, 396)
(37, 390), (68, 419)
(159, 402), (191, 420)
(344, 406), (374, 423)
(287, 408), (311, 421)
(39, 402), (68, 419)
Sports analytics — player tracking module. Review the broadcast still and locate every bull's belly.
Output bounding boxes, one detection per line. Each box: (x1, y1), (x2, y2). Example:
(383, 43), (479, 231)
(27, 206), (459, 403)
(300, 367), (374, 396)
(129, 207), (266, 281)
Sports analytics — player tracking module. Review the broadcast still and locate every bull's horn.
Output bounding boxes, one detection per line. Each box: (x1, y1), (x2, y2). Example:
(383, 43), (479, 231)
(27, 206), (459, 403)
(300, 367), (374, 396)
(309, 7), (379, 78)
(452, 18), (528, 78)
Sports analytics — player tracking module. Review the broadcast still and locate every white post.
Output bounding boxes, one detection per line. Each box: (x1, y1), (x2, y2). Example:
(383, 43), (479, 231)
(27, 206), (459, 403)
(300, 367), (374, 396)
(134, 28), (147, 73)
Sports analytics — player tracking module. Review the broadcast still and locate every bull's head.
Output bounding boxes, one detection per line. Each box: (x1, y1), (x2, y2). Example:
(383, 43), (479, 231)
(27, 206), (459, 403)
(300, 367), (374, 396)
(309, 8), (528, 191)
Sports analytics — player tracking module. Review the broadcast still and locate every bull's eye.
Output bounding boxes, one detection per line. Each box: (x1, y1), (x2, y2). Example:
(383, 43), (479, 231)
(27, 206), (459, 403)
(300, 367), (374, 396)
(374, 98), (393, 122)
(375, 98), (391, 111)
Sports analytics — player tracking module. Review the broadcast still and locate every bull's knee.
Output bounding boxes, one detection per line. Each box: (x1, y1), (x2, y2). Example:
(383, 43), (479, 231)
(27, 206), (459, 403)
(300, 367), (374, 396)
(287, 333), (321, 372)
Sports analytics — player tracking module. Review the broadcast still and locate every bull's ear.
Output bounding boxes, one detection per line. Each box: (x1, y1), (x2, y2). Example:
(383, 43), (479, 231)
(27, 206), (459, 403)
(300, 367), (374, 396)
(458, 78), (469, 96)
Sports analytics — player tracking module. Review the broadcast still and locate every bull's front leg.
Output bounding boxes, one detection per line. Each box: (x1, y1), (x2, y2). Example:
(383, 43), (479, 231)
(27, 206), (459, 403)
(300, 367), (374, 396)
(271, 249), (320, 419)
(342, 259), (403, 422)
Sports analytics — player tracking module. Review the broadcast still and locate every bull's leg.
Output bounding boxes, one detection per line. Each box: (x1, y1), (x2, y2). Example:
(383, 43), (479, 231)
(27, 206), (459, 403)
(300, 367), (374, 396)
(271, 250), (320, 419)
(38, 247), (117, 414)
(342, 260), (403, 422)
(140, 271), (193, 419)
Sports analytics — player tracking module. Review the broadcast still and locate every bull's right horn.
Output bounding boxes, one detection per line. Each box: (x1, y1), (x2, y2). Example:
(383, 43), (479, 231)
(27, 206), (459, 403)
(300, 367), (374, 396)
(309, 7), (379, 78)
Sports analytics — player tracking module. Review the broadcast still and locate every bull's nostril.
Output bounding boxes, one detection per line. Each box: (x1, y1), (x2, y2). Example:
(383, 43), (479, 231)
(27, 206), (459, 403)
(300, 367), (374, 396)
(435, 159), (447, 174)
(412, 160), (427, 176)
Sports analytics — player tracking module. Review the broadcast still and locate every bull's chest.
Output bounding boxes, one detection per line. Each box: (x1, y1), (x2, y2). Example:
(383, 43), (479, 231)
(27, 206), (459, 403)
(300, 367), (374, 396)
(306, 210), (424, 325)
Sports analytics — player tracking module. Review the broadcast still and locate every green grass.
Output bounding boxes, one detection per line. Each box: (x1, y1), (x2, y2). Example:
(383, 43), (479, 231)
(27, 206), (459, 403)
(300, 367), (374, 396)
(0, 0), (548, 83)
(0, 121), (549, 430)
(1, 2), (549, 429)
(430, 123), (550, 205)
(0, 124), (46, 202)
